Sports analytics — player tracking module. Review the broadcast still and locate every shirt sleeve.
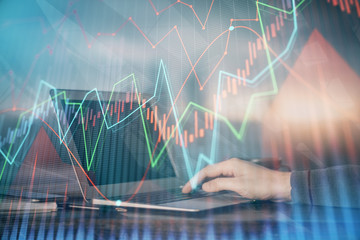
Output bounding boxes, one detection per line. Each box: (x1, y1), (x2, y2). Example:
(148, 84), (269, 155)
(290, 165), (360, 207)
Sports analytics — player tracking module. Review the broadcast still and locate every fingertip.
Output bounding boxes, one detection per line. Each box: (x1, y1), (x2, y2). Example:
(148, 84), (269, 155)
(182, 187), (189, 194)
(182, 183), (191, 193)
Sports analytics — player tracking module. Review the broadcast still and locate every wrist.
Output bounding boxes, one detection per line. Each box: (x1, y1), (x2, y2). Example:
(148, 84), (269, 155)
(273, 171), (292, 201)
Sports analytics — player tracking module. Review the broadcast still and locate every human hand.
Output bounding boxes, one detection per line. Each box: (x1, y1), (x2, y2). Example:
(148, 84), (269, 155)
(182, 158), (291, 201)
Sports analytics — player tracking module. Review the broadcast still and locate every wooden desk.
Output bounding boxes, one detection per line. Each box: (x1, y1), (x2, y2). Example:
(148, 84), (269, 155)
(1, 199), (359, 239)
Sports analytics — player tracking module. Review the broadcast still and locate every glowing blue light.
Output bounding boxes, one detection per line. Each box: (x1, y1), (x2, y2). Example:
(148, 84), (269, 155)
(116, 200), (122, 206)
(229, 26), (234, 31)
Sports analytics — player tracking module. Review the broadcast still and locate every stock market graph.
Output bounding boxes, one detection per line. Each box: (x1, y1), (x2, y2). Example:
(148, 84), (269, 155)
(1, 0), (360, 238)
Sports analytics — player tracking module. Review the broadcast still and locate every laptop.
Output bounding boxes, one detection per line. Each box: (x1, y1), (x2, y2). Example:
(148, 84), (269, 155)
(50, 88), (250, 212)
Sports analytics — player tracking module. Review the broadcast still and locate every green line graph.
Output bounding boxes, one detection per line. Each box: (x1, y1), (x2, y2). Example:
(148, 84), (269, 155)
(0, 0), (302, 182)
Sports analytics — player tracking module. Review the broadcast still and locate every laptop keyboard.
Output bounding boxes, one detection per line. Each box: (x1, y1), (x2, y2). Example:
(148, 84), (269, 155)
(115, 188), (227, 205)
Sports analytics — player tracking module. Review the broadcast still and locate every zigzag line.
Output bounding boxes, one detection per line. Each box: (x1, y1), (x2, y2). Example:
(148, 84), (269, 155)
(1, 1), (300, 187)
(188, 0), (299, 187)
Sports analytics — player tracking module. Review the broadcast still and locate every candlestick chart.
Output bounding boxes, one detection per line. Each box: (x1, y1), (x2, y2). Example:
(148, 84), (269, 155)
(1, 0), (360, 201)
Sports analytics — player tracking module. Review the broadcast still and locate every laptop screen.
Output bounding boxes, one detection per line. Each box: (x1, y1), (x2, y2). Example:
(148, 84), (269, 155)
(58, 91), (176, 186)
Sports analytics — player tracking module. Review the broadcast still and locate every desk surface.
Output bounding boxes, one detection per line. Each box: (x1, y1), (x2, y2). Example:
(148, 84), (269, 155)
(1, 199), (359, 239)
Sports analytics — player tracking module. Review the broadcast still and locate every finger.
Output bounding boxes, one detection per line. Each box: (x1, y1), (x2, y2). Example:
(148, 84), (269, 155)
(182, 162), (226, 193)
(202, 177), (238, 193)
(182, 174), (200, 193)
(182, 160), (235, 193)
